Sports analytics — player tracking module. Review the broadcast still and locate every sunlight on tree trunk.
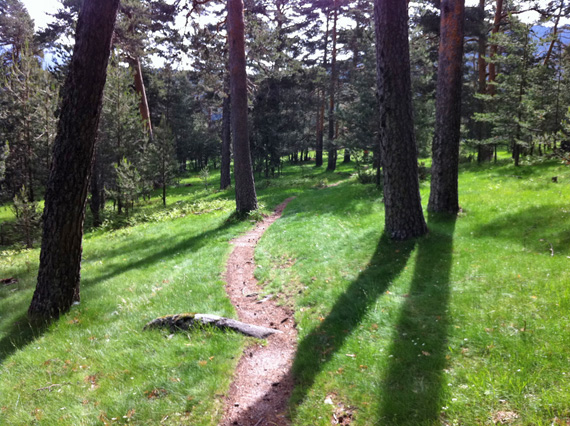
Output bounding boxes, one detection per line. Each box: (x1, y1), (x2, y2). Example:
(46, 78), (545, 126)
(374, 0), (427, 240)
(228, 0), (257, 213)
(28, 0), (120, 322)
(428, 0), (465, 214)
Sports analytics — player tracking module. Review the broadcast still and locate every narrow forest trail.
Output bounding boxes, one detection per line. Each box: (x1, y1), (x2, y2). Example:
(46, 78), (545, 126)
(220, 197), (298, 426)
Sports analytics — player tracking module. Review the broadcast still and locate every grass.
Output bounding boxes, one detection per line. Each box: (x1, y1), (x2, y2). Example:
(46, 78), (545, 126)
(2, 155), (570, 425)
(254, 156), (570, 425)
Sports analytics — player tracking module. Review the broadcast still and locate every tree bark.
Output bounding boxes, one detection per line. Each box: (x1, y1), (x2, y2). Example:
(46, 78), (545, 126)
(127, 56), (153, 138)
(144, 313), (282, 339)
(28, 0), (120, 322)
(316, 88), (325, 167)
(220, 83), (232, 190)
(316, 11), (330, 168)
(428, 0), (465, 214)
(228, 0), (257, 213)
(374, 0), (427, 240)
(326, 0), (338, 172)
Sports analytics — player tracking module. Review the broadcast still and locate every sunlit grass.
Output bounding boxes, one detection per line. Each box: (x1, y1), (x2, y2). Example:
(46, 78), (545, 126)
(255, 157), (570, 425)
(2, 156), (569, 425)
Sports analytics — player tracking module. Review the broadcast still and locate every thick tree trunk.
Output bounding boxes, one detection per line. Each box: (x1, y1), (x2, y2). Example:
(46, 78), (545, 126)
(428, 0), (465, 214)
(28, 0), (120, 322)
(228, 0), (257, 213)
(128, 56), (153, 138)
(220, 87), (232, 190)
(327, 1), (338, 172)
(374, 0), (427, 240)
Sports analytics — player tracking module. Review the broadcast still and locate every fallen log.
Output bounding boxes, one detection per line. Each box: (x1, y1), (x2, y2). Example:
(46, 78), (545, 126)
(143, 313), (282, 339)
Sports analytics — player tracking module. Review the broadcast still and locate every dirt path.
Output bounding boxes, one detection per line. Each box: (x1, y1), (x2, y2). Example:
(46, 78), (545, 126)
(220, 198), (298, 426)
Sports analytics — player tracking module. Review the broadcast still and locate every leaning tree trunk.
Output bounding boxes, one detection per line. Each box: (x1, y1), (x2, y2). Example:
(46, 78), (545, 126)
(228, 0), (257, 213)
(220, 81), (232, 190)
(374, 0), (427, 240)
(128, 56), (153, 139)
(428, 0), (465, 214)
(28, 0), (120, 322)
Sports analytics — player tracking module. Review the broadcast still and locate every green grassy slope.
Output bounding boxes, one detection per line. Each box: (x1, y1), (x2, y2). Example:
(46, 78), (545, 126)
(2, 157), (570, 425)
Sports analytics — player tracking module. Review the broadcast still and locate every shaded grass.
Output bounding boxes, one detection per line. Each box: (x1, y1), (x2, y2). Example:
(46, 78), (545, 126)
(254, 158), (570, 425)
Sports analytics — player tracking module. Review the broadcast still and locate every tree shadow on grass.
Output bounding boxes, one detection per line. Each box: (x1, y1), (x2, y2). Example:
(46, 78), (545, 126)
(290, 233), (417, 417)
(473, 205), (570, 256)
(0, 313), (49, 363)
(0, 217), (243, 364)
(378, 214), (456, 424)
(80, 218), (242, 289)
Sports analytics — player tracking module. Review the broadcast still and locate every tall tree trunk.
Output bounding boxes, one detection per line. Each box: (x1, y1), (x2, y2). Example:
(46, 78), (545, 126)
(428, 0), (465, 214)
(228, 0), (257, 213)
(316, 11), (330, 168)
(315, 89), (323, 166)
(476, 0), (493, 163)
(220, 88), (232, 190)
(28, 0), (120, 322)
(374, 0), (427, 240)
(327, 1), (339, 172)
(488, 0), (503, 96)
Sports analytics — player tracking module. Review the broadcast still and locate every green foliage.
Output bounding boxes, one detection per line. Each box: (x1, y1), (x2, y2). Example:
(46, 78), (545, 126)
(97, 61), (147, 212)
(0, 0), (35, 66)
(110, 157), (142, 216)
(0, 46), (58, 201)
(199, 165), (210, 191)
(0, 141), (8, 183)
(10, 185), (41, 248)
(473, 20), (557, 162)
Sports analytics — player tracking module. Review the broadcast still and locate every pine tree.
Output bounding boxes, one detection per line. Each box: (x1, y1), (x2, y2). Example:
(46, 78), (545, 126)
(374, 0), (427, 240)
(428, 0), (465, 214)
(228, 0), (258, 213)
(28, 0), (120, 322)
(143, 117), (177, 206)
(96, 61), (147, 215)
(1, 47), (57, 201)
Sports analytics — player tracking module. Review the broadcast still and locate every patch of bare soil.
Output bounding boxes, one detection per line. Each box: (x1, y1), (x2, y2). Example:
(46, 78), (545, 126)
(220, 198), (297, 426)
